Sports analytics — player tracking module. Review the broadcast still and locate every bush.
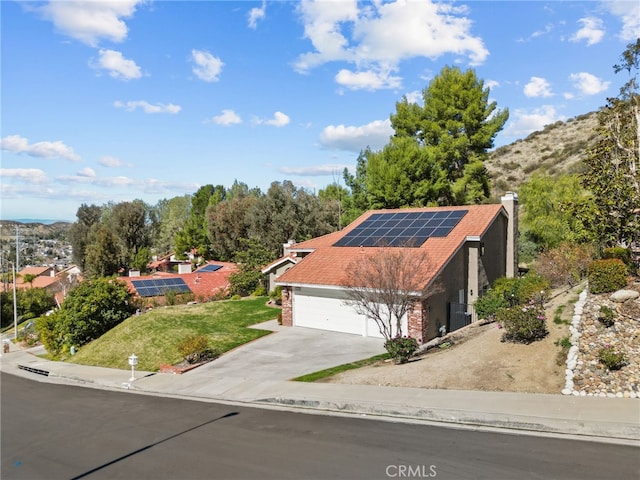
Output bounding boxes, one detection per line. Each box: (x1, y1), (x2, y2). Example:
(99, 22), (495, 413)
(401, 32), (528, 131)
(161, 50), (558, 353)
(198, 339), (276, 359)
(597, 345), (627, 370)
(384, 335), (418, 364)
(497, 300), (548, 344)
(474, 291), (508, 321)
(602, 247), (632, 268)
(587, 259), (627, 294)
(269, 286), (283, 305)
(533, 242), (594, 287)
(176, 334), (218, 364)
(597, 305), (615, 327)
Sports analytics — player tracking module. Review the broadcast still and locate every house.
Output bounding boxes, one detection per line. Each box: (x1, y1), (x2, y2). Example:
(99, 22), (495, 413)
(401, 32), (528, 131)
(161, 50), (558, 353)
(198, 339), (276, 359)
(121, 261), (237, 304)
(2, 265), (82, 306)
(274, 193), (518, 344)
(261, 240), (301, 293)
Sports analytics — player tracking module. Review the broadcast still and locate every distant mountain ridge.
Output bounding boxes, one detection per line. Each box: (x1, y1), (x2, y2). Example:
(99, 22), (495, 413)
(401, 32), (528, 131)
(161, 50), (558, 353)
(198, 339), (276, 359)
(487, 111), (599, 199)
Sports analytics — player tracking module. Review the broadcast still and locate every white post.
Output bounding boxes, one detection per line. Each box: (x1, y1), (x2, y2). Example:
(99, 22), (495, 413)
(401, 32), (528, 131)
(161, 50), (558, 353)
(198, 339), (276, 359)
(128, 353), (138, 381)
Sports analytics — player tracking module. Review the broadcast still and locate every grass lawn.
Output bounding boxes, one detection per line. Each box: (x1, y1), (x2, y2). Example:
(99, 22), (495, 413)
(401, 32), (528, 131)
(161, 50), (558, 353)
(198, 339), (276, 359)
(292, 353), (390, 382)
(66, 297), (277, 371)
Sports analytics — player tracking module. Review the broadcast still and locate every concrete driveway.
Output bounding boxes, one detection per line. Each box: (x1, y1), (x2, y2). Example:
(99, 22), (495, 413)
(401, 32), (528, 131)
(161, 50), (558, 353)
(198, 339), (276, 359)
(136, 320), (385, 400)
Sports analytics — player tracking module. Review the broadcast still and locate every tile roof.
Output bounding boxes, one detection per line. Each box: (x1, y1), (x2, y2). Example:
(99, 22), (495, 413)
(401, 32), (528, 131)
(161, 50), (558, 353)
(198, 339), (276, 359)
(120, 261), (237, 299)
(276, 204), (505, 289)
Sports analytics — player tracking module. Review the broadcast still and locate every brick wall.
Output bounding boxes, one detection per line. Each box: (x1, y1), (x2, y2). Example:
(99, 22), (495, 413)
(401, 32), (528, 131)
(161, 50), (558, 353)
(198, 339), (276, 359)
(407, 299), (428, 344)
(281, 286), (293, 326)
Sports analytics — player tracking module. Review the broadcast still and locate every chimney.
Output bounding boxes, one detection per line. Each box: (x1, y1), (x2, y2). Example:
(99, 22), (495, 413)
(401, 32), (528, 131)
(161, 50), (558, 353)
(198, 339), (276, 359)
(501, 192), (518, 278)
(283, 239), (296, 256)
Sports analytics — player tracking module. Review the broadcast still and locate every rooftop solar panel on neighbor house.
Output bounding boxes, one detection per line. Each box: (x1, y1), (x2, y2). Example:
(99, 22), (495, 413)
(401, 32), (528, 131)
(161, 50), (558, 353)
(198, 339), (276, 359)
(131, 277), (192, 297)
(197, 264), (223, 273)
(333, 210), (468, 248)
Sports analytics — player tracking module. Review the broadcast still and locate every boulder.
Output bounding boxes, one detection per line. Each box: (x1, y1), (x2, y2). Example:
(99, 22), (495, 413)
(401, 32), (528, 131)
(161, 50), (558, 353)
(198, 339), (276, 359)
(610, 289), (640, 303)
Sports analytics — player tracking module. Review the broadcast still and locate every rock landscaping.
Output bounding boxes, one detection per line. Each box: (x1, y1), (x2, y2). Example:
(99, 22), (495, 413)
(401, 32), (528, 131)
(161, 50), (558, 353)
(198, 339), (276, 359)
(564, 284), (640, 398)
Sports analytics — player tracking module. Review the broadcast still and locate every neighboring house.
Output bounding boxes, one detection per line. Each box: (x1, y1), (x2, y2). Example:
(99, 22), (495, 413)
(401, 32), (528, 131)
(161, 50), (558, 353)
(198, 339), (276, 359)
(121, 261), (237, 303)
(2, 265), (82, 306)
(275, 193), (519, 345)
(261, 240), (302, 293)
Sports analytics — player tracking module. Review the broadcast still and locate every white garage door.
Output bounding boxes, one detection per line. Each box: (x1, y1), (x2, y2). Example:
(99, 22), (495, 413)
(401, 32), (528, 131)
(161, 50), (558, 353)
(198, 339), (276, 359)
(292, 286), (406, 338)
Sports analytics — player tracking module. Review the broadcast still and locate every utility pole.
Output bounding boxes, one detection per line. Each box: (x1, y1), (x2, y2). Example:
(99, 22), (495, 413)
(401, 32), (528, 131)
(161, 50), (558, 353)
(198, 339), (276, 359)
(15, 226), (20, 272)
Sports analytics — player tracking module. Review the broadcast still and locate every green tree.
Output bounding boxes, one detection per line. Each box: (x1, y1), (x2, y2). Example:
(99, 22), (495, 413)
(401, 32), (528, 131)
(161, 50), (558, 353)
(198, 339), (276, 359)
(36, 278), (135, 356)
(109, 200), (154, 267)
(84, 224), (120, 278)
(207, 193), (258, 261)
(519, 173), (588, 251)
(228, 238), (274, 296)
(69, 203), (102, 271)
(175, 185), (224, 259)
(346, 67), (507, 208)
(576, 40), (640, 248)
(153, 195), (191, 255)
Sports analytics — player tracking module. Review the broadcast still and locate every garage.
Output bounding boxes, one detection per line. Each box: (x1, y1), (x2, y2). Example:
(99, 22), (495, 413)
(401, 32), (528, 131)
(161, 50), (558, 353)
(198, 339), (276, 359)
(292, 286), (406, 338)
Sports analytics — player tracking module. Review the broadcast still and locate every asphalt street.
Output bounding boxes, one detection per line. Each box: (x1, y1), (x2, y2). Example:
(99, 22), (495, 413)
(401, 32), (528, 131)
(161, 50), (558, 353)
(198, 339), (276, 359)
(2, 373), (639, 480)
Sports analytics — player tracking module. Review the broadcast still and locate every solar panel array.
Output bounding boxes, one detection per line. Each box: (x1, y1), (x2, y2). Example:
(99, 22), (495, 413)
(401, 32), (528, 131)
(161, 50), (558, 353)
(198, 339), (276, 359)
(333, 210), (468, 248)
(197, 264), (223, 273)
(131, 277), (192, 297)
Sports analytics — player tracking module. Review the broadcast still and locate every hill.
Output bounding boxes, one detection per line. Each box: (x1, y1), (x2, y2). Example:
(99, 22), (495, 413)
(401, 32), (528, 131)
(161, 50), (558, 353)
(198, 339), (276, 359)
(487, 111), (600, 198)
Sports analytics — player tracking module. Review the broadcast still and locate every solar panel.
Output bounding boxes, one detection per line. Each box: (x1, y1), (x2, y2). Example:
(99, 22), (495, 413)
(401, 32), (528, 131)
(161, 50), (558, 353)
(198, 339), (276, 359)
(197, 264), (223, 273)
(131, 277), (192, 297)
(333, 209), (468, 248)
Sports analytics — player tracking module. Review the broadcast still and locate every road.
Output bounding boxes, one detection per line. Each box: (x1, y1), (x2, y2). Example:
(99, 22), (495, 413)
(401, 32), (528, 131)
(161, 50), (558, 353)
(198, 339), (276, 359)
(1, 373), (638, 480)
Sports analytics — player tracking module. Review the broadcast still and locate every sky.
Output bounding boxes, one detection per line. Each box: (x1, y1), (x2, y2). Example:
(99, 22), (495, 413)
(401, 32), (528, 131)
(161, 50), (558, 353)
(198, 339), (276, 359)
(1, 0), (639, 222)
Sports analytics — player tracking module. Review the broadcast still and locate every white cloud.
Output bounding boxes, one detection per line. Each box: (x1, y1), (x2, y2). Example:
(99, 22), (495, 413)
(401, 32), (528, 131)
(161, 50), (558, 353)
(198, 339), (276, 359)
(91, 49), (142, 80)
(254, 111), (291, 127)
(570, 17), (605, 46)
(114, 100), (181, 114)
(191, 49), (224, 82)
(569, 72), (610, 95)
(99, 156), (124, 167)
(404, 90), (423, 104)
(319, 119), (393, 152)
(0, 134), (81, 162)
(210, 109), (242, 126)
(0, 168), (49, 184)
(524, 77), (553, 98)
(248, 1), (266, 29)
(279, 164), (351, 176)
(503, 106), (565, 138)
(295, 0), (488, 90)
(603, 0), (640, 41)
(335, 68), (402, 90)
(38, 0), (144, 46)
(77, 167), (96, 177)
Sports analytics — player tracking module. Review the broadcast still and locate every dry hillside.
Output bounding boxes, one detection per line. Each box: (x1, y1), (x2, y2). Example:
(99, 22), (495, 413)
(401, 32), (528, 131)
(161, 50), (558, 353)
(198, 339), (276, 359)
(487, 111), (600, 198)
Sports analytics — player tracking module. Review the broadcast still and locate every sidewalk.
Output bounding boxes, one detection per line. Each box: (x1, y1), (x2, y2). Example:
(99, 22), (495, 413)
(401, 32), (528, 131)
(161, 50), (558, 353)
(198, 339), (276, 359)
(2, 345), (638, 446)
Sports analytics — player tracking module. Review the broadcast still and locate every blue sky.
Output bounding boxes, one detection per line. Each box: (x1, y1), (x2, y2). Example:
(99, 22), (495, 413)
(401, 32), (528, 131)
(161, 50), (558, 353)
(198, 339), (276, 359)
(1, 0), (639, 221)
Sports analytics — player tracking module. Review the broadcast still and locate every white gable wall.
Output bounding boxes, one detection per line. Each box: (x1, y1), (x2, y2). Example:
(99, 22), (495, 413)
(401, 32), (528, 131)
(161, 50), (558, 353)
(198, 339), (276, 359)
(292, 286), (407, 338)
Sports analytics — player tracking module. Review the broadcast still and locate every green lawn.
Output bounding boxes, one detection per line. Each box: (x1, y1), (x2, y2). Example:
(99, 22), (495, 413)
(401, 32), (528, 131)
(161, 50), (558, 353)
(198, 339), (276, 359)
(292, 353), (390, 382)
(66, 297), (277, 371)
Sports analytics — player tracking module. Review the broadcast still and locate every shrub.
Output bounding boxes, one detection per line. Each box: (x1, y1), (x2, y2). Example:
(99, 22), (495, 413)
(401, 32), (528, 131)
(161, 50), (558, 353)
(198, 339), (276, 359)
(269, 286), (283, 305)
(176, 334), (218, 364)
(602, 247), (632, 268)
(587, 259), (627, 294)
(597, 345), (627, 371)
(474, 291), (508, 321)
(252, 285), (267, 297)
(497, 300), (548, 344)
(277, 311), (283, 325)
(384, 335), (418, 364)
(533, 242), (594, 287)
(597, 305), (615, 327)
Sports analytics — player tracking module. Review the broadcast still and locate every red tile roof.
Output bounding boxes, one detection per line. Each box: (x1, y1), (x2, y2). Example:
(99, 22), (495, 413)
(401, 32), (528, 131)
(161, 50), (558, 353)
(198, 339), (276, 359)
(276, 204), (505, 289)
(120, 261), (238, 300)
